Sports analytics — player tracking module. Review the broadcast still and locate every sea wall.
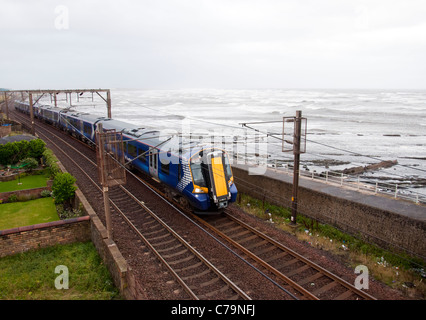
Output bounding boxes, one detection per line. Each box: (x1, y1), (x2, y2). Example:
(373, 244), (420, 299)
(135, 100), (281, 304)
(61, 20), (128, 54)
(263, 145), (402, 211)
(232, 164), (426, 260)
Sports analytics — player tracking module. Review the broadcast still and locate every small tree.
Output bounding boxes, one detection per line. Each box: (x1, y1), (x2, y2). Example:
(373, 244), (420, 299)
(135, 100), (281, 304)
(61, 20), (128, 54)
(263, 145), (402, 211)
(21, 157), (38, 172)
(28, 139), (46, 160)
(52, 172), (77, 208)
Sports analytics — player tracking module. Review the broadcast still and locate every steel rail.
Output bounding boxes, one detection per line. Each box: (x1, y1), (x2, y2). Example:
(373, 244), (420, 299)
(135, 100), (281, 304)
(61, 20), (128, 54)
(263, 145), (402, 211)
(14, 109), (368, 300)
(224, 212), (377, 300)
(16, 111), (250, 300)
(202, 210), (377, 300)
(29, 123), (199, 300)
(189, 212), (319, 300)
(12, 111), (310, 299)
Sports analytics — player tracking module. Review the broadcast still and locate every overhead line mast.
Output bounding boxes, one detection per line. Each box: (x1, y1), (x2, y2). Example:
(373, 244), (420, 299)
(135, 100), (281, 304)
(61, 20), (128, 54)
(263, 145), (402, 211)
(8, 89), (112, 136)
(241, 110), (307, 225)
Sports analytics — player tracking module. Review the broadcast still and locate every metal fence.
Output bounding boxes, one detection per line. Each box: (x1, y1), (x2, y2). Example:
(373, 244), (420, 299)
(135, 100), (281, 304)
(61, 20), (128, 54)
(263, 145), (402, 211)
(229, 151), (426, 206)
(274, 162), (426, 206)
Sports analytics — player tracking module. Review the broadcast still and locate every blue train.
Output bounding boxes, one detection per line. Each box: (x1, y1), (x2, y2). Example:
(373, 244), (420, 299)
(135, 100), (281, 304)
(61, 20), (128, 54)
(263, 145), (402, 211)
(14, 101), (238, 212)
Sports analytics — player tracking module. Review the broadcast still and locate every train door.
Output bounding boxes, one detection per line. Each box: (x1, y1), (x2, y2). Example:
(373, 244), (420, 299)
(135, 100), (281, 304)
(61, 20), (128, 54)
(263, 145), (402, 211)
(149, 149), (159, 181)
(205, 150), (230, 209)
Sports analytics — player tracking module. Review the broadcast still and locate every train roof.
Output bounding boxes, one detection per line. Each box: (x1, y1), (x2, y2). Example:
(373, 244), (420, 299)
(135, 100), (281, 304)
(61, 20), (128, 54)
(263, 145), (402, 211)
(98, 118), (208, 160)
(16, 101), (220, 160)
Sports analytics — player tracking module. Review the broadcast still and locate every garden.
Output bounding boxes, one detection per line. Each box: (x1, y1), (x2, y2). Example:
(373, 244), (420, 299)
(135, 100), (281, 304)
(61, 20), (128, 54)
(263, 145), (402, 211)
(0, 137), (121, 300)
(0, 138), (81, 230)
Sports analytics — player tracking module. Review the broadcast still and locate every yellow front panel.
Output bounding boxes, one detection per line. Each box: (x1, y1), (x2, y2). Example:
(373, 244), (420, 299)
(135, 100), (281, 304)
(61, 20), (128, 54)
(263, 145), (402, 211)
(211, 156), (228, 197)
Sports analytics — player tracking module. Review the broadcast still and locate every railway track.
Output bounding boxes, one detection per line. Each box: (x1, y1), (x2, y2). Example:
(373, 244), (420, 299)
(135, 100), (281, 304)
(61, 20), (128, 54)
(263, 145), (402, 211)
(11, 109), (377, 300)
(191, 212), (377, 300)
(11, 110), (250, 300)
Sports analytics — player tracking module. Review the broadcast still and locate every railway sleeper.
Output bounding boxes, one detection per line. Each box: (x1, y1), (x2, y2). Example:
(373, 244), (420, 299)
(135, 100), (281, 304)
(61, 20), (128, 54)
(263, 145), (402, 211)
(253, 244), (279, 257)
(237, 234), (259, 244)
(199, 276), (220, 288)
(285, 264), (311, 278)
(311, 281), (339, 297)
(222, 225), (244, 234)
(146, 232), (173, 242)
(229, 229), (252, 239)
(245, 239), (268, 251)
(264, 251), (288, 264)
(174, 262), (204, 273)
(334, 290), (356, 300)
(181, 269), (211, 281)
(156, 243), (183, 253)
(167, 254), (196, 266)
(199, 284), (232, 298)
(162, 248), (189, 260)
(143, 227), (168, 237)
(153, 237), (178, 248)
(297, 272), (325, 286)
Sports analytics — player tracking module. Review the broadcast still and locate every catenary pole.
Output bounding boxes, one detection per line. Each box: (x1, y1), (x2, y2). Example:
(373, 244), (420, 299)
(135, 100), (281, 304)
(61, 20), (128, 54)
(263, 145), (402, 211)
(291, 110), (302, 225)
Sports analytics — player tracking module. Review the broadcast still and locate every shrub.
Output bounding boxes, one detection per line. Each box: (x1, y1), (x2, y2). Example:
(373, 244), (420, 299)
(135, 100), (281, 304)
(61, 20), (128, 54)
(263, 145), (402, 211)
(40, 190), (52, 198)
(0, 142), (20, 165)
(27, 139), (46, 160)
(0, 139), (46, 165)
(51, 172), (77, 208)
(8, 194), (18, 203)
(21, 157), (39, 172)
(56, 204), (84, 219)
(42, 148), (60, 177)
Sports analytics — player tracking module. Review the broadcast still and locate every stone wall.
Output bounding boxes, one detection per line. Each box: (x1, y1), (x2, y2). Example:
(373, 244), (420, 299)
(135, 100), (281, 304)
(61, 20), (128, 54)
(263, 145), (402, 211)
(0, 181), (53, 203)
(0, 217), (91, 258)
(74, 187), (140, 299)
(232, 164), (426, 260)
(0, 125), (11, 138)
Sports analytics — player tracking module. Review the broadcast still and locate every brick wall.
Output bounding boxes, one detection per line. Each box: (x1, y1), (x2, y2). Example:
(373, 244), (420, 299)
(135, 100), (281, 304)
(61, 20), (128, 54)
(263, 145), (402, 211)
(74, 188), (138, 299)
(0, 183), (52, 203)
(0, 217), (91, 258)
(0, 150), (137, 299)
(0, 125), (11, 138)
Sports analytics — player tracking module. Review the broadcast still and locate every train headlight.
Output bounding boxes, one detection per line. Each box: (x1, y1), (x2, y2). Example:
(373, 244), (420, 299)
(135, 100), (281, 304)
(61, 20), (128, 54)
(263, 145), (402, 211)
(193, 187), (207, 193)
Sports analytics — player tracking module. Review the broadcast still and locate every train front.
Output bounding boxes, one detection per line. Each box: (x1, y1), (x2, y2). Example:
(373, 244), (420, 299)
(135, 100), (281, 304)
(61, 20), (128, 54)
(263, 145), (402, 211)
(187, 147), (237, 212)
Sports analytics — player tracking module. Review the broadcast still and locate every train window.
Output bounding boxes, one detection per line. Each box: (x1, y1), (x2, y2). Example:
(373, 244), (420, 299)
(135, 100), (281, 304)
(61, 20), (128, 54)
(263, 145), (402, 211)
(84, 124), (92, 136)
(137, 148), (146, 163)
(224, 155), (232, 180)
(190, 157), (207, 187)
(161, 162), (169, 175)
(128, 143), (137, 158)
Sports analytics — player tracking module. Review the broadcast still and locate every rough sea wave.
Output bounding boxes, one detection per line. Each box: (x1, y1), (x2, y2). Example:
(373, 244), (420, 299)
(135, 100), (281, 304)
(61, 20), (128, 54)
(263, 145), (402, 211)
(40, 88), (426, 199)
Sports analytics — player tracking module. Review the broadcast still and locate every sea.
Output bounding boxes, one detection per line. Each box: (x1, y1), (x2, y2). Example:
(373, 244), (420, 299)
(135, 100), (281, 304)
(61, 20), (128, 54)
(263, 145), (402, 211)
(38, 88), (426, 201)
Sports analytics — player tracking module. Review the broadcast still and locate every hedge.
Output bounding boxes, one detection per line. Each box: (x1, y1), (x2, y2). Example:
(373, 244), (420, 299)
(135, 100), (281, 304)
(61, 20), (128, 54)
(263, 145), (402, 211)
(0, 139), (46, 165)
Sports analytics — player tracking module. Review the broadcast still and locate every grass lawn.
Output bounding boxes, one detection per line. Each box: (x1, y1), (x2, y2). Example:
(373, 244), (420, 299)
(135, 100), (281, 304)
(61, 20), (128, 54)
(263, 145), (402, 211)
(0, 241), (120, 300)
(0, 172), (50, 193)
(0, 197), (59, 230)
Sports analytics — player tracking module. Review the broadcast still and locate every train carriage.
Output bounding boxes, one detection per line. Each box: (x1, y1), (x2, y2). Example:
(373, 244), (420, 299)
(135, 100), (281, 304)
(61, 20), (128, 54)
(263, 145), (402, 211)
(14, 101), (238, 212)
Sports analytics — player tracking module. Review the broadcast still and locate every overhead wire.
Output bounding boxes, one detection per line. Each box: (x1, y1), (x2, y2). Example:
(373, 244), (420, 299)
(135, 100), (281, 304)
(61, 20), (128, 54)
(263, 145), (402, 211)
(35, 94), (426, 185)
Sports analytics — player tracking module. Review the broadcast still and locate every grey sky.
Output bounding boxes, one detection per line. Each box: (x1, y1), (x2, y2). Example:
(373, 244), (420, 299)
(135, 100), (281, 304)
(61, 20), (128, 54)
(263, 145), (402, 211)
(1, 0), (426, 90)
